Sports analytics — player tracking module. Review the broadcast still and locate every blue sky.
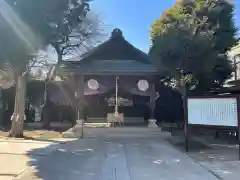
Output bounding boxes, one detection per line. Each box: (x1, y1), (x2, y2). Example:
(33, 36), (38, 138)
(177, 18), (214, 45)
(92, 0), (240, 52)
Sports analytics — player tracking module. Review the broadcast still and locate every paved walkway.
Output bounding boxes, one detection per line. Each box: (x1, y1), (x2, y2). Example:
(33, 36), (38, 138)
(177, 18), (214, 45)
(0, 138), (74, 180)
(16, 128), (220, 180)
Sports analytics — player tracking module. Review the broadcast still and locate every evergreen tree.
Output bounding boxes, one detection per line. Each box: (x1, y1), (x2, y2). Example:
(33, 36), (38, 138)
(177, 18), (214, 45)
(150, 0), (238, 93)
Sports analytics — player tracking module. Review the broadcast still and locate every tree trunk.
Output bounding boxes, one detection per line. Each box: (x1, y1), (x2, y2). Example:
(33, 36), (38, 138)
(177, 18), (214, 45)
(58, 53), (62, 64)
(76, 75), (85, 119)
(175, 75), (182, 91)
(9, 74), (26, 137)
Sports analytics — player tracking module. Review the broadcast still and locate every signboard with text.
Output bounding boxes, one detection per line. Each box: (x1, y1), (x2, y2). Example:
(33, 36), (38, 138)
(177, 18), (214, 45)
(188, 97), (238, 127)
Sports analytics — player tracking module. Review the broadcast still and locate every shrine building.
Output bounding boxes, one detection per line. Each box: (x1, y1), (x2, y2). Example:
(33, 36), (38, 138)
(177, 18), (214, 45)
(47, 28), (159, 125)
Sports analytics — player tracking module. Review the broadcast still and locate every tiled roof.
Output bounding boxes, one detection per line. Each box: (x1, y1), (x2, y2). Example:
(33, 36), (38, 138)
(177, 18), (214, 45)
(74, 28), (151, 64)
(60, 29), (158, 75)
(61, 60), (158, 75)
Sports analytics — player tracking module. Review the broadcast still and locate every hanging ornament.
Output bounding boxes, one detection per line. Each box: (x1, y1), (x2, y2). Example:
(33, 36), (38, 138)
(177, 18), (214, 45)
(137, 80), (149, 91)
(88, 79), (99, 90)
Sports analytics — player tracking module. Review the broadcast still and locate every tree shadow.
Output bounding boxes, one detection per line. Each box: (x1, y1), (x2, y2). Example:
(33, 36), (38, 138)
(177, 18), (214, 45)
(166, 133), (240, 162)
(22, 139), (78, 180)
(22, 137), (100, 180)
(166, 135), (212, 152)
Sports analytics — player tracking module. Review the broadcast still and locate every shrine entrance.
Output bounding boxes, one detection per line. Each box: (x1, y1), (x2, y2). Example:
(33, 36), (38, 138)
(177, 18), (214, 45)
(84, 77), (152, 125)
(51, 28), (159, 126)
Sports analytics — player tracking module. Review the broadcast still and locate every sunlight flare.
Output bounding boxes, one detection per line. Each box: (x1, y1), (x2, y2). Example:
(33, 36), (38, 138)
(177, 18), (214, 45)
(0, 0), (42, 53)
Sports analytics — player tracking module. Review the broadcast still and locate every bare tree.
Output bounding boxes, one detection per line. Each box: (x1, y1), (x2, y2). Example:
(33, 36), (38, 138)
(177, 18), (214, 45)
(43, 14), (104, 128)
(0, 0), (104, 135)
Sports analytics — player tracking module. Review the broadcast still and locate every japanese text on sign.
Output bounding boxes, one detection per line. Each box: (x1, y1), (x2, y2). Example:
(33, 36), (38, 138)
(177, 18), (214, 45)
(188, 98), (238, 127)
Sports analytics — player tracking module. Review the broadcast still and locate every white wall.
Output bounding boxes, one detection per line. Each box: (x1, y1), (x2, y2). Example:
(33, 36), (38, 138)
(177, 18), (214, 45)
(226, 43), (240, 83)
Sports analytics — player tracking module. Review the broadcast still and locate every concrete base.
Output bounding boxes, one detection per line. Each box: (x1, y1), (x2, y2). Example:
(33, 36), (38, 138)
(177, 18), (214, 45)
(76, 119), (83, 127)
(148, 119), (158, 128)
(106, 123), (111, 128)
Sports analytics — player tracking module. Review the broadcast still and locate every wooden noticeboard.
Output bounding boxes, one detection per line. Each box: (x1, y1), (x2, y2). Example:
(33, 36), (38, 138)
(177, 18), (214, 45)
(188, 97), (238, 127)
(185, 95), (240, 160)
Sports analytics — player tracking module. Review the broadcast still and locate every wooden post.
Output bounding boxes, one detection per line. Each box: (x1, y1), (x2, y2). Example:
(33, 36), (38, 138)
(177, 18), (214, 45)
(148, 82), (158, 127)
(80, 75), (84, 139)
(234, 56), (237, 81)
(180, 73), (189, 152)
(114, 76), (119, 116)
(75, 74), (85, 138)
(183, 92), (189, 152)
(149, 82), (156, 119)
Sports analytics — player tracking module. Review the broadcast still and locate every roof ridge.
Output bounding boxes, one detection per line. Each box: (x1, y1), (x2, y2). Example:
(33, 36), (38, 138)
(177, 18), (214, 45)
(64, 29), (151, 64)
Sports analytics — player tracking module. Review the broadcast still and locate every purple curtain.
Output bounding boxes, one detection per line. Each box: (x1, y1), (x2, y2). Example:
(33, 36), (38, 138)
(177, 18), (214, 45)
(119, 77), (152, 96)
(84, 76), (115, 95)
(49, 76), (152, 106)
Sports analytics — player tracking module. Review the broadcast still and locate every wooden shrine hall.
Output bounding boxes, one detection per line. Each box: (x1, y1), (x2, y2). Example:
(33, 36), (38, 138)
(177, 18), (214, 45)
(48, 28), (159, 125)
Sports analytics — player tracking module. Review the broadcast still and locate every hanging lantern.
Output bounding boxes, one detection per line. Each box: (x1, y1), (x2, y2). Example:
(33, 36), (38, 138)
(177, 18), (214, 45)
(137, 80), (149, 91)
(88, 79), (99, 90)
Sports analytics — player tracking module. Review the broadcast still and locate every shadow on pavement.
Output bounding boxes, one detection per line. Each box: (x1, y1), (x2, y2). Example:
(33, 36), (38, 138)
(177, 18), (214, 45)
(15, 127), (240, 180)
(18, 138), (81, 180)
(166, 133), (240, 162)
(166, 136), (212, 152)
(20, 128), (164, 180)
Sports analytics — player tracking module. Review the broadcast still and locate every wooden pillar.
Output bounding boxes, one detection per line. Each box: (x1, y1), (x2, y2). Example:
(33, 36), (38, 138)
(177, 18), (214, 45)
(74, 74), (85, 138)
(149, 82), (156, 119)
(179, 73), (189, 152)
(75, 74), (85, 120)
(114, 76), (119, 116)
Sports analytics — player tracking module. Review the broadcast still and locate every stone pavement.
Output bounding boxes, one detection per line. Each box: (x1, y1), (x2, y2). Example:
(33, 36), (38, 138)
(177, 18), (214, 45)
(188, 139), (240, 180)
(190, 143), (240, 180)
(0, 138), (75, 180)
(16, 128), (223, 180)
(167, 134), (240, 180)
